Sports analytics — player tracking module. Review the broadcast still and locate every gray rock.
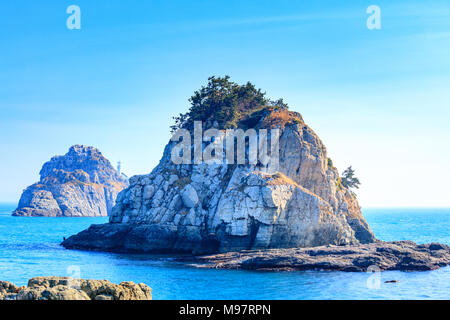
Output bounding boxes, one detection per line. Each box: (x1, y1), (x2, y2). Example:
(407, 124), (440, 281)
(143, 185), (155, 200)
(181, 184), (199, 208)
(13, 145), (128, 217)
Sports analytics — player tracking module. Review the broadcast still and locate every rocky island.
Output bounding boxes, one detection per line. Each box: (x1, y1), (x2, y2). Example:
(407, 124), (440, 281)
(13, 145), (128, 217)
(62, 77), (450, 272)
(0, 277), (151, 300)
(63, 77), (375, 252)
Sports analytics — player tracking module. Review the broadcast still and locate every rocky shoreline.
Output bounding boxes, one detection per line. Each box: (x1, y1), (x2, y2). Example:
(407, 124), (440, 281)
(0, 277), (152, 300)
(178, 241), (450, 272)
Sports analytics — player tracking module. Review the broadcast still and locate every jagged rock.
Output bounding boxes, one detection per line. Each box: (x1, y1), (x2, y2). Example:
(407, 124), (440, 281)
(181, 241), (450, 272)
(0, 277), (152, 300)
(63, 107), (376, 253)
(13, 145), (128, 217)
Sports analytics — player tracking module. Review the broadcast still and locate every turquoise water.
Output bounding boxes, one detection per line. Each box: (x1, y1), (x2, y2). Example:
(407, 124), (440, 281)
(0, 203), (449, 300)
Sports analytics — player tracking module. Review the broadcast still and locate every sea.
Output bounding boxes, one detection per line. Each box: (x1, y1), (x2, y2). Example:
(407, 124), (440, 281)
(0, 203), (448, 300)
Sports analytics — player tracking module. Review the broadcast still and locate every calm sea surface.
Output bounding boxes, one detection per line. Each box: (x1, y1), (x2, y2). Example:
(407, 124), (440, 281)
(0, 203), (448, 300)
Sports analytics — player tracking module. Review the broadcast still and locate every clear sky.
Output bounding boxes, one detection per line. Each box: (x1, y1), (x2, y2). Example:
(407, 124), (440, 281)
(0, 0), (449, 207)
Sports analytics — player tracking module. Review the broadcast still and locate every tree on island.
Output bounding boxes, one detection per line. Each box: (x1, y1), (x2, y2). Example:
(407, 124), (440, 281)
(170, 76), (288, 132)
(341, 166), (361, 190)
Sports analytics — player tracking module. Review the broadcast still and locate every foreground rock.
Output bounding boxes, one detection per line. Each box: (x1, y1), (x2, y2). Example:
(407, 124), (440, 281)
(0, 277), (151, 300)
(181, 241), (450, 272)
(13, 145), (128, 217)
(63, 78), (375, 254)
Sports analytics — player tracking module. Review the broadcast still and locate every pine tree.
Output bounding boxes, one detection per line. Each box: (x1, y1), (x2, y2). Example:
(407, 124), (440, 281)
(341, 166), (361, 190)
(170, 76), (270, 132)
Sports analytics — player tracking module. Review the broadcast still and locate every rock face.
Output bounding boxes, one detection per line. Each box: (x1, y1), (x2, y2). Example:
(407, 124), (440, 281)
(182, 241), (450, 272)
(63, 108), (375, 253)
(13, 145), (128, 217)
(0, 277), (152, 300)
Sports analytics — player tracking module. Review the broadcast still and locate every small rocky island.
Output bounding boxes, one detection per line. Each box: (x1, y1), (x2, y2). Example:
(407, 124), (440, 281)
(13, 145), (128, 217)
(62, 77), (450, 272)
(0, 277), (151, 300)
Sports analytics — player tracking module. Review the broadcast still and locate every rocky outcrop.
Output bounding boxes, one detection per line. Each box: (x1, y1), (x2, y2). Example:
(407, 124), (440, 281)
(0, 277), (152, 300)
(181, 241), (450, 272)
(13, 145), (128, 217)
(63, 107), (375, 253)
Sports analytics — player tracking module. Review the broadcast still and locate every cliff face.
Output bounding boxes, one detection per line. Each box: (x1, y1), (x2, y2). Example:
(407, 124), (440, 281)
(13, 145), (128, 217)
(63, 109), (375, 253)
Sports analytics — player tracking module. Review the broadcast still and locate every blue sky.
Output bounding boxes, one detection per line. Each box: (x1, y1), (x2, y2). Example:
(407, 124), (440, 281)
(0, 0), (449, 207)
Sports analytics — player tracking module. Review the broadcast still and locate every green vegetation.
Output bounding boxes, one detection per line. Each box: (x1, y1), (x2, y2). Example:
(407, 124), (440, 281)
(336, 177), (343, 190)
(341, 166), (361, 190)
(170, 76), (288, 132)
(327, 158), (333, 168)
